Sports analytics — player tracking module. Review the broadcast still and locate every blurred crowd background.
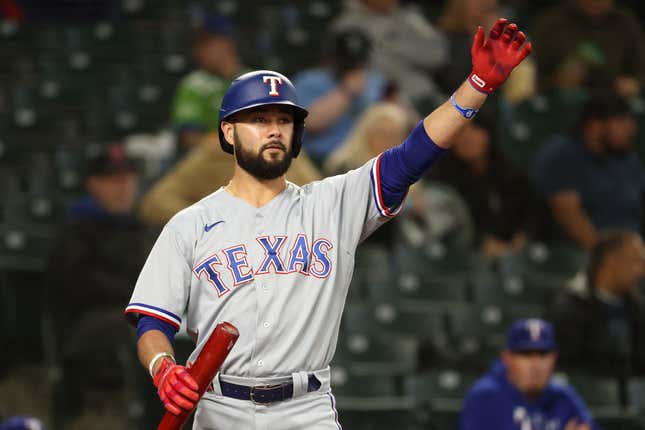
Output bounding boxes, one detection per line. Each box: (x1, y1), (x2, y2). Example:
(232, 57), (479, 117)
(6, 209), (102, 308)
(1, 0), (645, 429)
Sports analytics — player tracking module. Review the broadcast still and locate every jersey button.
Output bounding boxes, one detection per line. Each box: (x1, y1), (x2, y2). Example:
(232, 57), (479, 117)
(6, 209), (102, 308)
(263, 321), (271, 328)
(257, 360), (264, 366)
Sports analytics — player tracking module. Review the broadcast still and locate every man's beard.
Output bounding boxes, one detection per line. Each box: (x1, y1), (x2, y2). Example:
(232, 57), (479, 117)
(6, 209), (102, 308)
(234, 129), (293, 180)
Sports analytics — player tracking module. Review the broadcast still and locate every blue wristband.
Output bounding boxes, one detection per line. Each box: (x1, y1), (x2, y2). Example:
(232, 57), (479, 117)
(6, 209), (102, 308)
(450, 93), (478, 119)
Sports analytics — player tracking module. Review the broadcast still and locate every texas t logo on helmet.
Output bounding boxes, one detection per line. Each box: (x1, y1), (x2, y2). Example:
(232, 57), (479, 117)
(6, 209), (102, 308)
(262, 76), (283, 96)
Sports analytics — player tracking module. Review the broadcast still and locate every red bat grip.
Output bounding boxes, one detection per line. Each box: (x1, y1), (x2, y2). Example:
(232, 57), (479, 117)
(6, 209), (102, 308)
(157, 321), (239, 430)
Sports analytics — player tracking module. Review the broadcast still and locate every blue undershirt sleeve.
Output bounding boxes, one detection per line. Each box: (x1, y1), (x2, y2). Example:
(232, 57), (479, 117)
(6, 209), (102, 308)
(377, 120), (446, 209)
(136, 315), (177, 344)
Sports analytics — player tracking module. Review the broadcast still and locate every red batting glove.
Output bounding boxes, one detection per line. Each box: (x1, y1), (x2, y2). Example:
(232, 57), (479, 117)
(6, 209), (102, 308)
(153, 357), (200, 415)
(468, 18), (532, 94)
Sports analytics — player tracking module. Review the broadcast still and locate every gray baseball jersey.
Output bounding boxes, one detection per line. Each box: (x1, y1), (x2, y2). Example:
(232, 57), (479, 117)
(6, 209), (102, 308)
(125, 155), (401, 378)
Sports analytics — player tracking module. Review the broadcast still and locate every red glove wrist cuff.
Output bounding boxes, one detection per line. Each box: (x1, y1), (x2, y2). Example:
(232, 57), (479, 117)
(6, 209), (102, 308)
(468, 72), (495, 94)
(153, 357), (175, 388)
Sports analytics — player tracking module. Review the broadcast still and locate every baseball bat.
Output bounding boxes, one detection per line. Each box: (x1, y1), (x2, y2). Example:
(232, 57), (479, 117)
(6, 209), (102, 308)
(157, 321), (239, 430)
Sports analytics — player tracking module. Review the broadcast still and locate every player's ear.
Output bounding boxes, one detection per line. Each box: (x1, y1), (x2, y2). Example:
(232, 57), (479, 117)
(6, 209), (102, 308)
(221, 121), (235, 146)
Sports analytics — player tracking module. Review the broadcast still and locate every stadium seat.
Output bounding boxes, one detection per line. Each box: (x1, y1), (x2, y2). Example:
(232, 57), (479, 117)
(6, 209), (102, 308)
(594, 414), (645, 430)
(499, 91), (587, 169)
(336, 401), (423, 430)
(333, 330), (418, 376)
(496, 242), (587, 293)
(564, 374), (622, 413)
(471, 271), (549, 308)
(330, 368), (399, 397)
(627, 377), (645, 414)
(444, 304), (507, 370)
(403, 370), (478, 413)
(343, 301), (445, 342)
(350, 243), (394, 302)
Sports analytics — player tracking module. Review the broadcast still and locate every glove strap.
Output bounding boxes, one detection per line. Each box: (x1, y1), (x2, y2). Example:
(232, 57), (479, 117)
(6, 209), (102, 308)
(450, 93), (479, 119)
(468, 72), (495, 94)
(149, 352), (176, 378)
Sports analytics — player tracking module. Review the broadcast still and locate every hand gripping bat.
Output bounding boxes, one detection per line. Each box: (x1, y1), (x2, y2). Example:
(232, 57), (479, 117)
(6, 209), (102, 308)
(157, 321), (239, 430)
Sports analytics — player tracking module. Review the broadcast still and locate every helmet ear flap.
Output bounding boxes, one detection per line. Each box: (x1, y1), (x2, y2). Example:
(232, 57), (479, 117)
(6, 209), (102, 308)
(292, 122), (305, 158)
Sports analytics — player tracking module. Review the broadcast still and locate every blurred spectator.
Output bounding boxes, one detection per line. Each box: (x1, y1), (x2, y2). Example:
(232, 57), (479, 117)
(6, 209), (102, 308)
(427, 110), (537, 257)
(550, 230), (645, 376)
(293, 28), (386, 167)
(460, 319), (599, 430)
(0, 417), (45, 430)
(323, 102), (414, 247)
(436, 0), (536, 103)
(332, 0), (448, 104)
(323, 101), (412, 175)
(532, 0), (645, 97)
(171, 15), (245, 155)
(138, 136), (321, 227)
(47, 145), (153, 427)
(533, 91), (645, 249)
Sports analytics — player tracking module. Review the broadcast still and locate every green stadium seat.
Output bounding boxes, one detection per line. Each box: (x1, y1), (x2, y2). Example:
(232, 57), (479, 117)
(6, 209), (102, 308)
(500, 91), (587, 169)
(564, 374), (622, 413)
(336, 401), (423, 430)
(343, 302), (445, 342)
(430, 409), (461, 430)
(396, 241), (481, 274)
(594, 414), (645, 430)
(333, 331), (418, 376)
(330, 368), (399, 397)
(496, 242), (587, 293)
(403, 370), (478, 412)
(377, 243), (475, 308)
(0, 223), (56, 272)
(471, 271), (550, 310)
(627, 378), (645, 414)
(444, 304), (507, 369)
(349, 243), (395, 302)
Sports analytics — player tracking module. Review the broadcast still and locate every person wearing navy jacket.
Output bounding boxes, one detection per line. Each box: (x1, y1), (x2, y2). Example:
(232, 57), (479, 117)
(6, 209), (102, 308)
(459, 319), (599, 430)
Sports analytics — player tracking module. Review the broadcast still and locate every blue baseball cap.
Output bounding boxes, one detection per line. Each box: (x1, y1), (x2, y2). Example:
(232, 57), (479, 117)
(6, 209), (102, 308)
(506, 318), (557, 352)
(201, 15), (234, 37)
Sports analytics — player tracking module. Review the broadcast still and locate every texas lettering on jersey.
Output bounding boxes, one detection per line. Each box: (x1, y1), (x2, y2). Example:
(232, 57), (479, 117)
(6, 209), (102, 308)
(193, 234), (333, 297)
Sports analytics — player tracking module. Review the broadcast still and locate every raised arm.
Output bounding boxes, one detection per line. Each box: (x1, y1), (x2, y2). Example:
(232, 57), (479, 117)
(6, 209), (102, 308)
(425, 19), (532, 148)
(374, 19), (532, 213)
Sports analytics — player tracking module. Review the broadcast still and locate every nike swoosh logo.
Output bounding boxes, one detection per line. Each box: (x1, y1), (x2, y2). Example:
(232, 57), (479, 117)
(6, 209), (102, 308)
(204, 220), (225, 232)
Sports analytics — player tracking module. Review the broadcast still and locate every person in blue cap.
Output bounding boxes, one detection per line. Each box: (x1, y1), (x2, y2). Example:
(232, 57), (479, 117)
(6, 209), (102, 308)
(171, 15), (246, 154)
(459, 318), (599, 430)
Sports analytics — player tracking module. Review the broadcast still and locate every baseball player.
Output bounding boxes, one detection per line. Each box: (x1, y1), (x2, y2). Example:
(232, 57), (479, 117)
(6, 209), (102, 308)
(125, 19), (531, 429)
(459, 319), (599, 430)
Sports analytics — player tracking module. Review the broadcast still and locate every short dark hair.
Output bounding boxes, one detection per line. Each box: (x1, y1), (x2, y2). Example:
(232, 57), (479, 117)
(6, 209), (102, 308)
(580, 90), (633, 125)
(324, 28), (371, 75)
(588, 230), (634, 283)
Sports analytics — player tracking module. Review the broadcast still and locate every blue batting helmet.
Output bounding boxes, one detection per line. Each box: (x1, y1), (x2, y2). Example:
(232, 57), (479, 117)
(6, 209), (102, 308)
(218, 70), (308, 157)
